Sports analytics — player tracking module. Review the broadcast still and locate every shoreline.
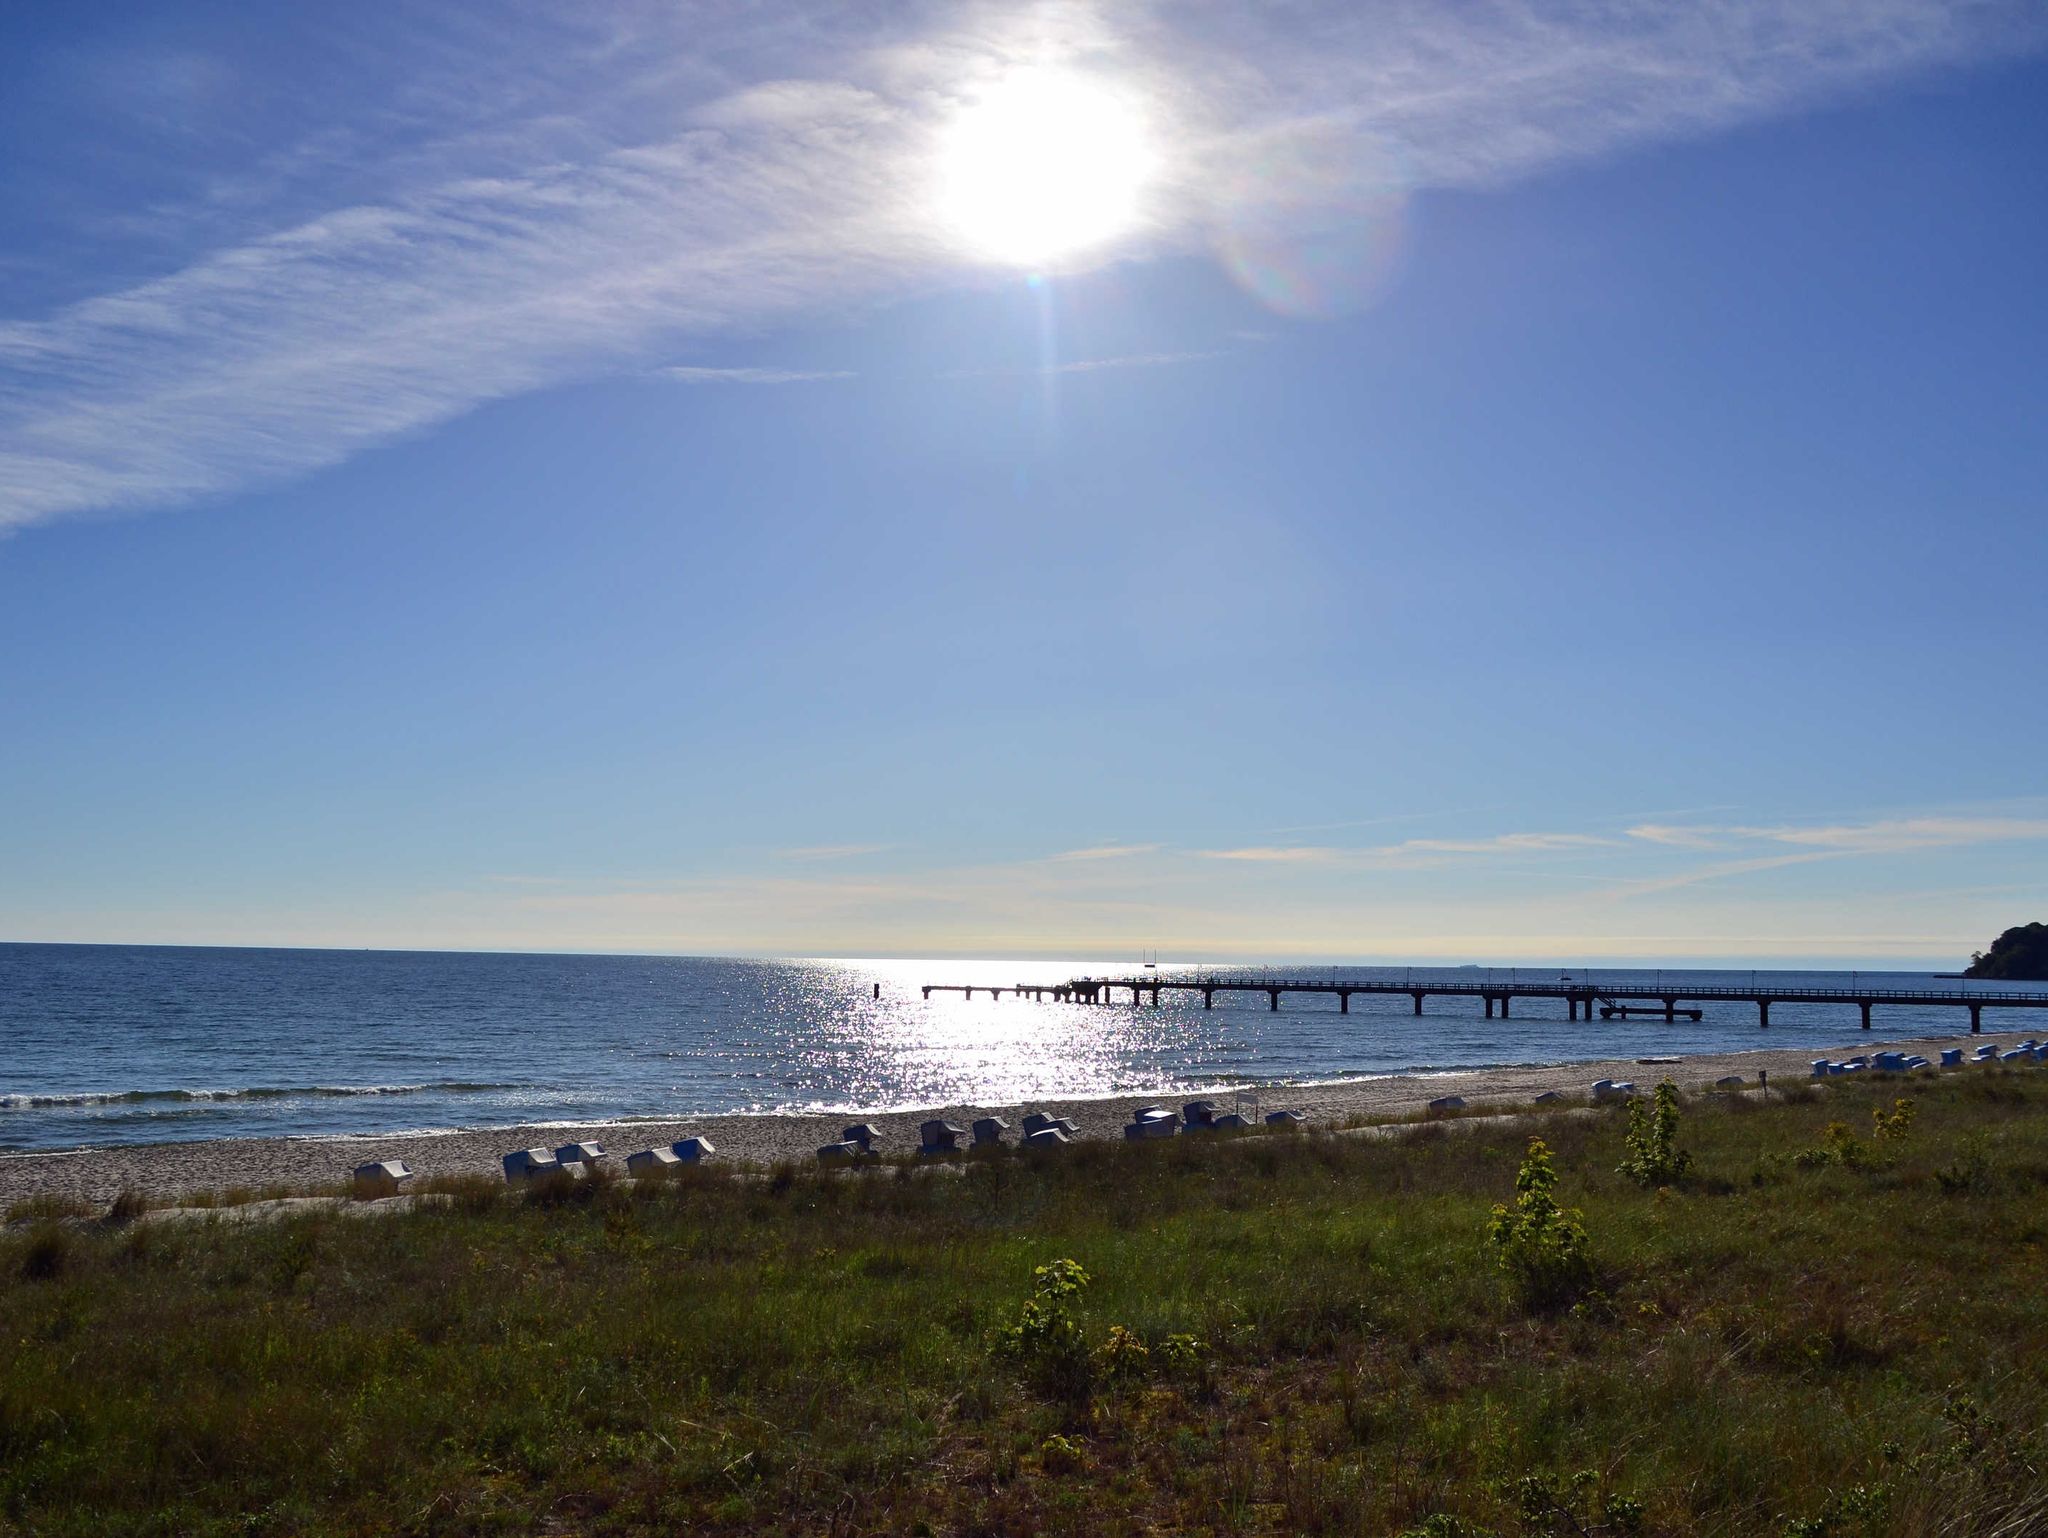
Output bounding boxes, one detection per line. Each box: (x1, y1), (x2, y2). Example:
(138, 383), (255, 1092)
(0, 1030), (2010, 1205)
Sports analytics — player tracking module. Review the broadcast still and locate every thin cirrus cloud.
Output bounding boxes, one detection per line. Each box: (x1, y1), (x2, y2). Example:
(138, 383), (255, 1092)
(661, 366), (858, 386)
(1626, 816), (2048, 856)
(3, 0), (2044, 531)
(1197, 832), (1613, 864)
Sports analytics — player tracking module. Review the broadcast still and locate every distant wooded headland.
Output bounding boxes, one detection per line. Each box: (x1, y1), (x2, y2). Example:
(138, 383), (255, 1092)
(1965, 922), (2048, 981)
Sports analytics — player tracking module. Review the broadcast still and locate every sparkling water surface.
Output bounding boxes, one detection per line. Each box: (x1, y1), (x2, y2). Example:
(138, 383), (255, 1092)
(2, 943), (2042, 1151)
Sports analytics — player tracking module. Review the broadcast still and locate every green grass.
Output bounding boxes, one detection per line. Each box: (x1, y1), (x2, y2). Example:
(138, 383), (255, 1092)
(3, 1074), (2046, 1536)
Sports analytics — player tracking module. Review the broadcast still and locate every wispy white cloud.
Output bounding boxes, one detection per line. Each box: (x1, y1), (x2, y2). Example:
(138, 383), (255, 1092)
(1390, 832), (1616, 856)
(1195, 845), (1340, 863)
(661, 365), (857, 385)
(1046, 842), (1161, 862)
(1627, 824), (1728, 849)
(1628, 815), (2048, 856)
(775, 842), (892, 860)
(1735, 816), (2048, 853)
(4, 0), (2042, 528)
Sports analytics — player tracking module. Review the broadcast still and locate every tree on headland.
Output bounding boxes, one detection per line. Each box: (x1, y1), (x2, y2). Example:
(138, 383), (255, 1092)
(1964, 922), (2048, 981)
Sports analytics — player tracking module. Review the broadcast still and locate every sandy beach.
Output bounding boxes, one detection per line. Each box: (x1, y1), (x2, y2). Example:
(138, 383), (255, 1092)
(0, 1030), (2011, 1207)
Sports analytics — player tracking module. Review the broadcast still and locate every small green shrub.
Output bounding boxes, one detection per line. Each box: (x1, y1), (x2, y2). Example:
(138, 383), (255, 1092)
(1935, 1132), (1995, 1195)
(1871, 1097), (1914, 1145)
(994, 1258), (1094, 1402)
(1093, 1323), (1149, 1381)
(1488, 1139), (1592, 1309)
(1793, 1122), (1869, 1169)
(1617, 1080), (1692, 1187)
(1507, 1469), (1645, 1536)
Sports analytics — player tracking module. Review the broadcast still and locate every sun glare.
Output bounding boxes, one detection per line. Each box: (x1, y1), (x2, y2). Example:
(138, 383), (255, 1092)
(938, 68), (1153, 267)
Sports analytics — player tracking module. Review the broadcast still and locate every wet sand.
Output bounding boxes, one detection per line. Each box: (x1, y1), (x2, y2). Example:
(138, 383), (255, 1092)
(0, 1031), (2007, 1207)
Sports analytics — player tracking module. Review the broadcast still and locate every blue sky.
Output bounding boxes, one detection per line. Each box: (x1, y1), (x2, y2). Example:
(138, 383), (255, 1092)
(3, 1), (2046, 964)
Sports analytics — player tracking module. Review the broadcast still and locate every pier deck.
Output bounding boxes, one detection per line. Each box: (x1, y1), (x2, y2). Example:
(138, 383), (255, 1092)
(918, 975), (2048, 1032)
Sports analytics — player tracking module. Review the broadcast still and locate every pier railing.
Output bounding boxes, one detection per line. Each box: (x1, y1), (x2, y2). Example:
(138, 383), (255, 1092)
(918, 972), (2048, 1032)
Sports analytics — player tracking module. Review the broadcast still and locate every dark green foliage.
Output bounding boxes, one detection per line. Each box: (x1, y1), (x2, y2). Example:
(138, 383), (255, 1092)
(18, 1223), (70, 1281)
(1509, 1468), (1646, 1536)
(1964, 921), (2048, 980)
(1617, 1080), (1693, 1187)
(1, 1076), (2046, 1535)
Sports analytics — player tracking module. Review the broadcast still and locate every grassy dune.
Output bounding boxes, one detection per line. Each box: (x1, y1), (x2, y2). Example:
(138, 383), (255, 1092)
(3, 1074), (2045, 1536)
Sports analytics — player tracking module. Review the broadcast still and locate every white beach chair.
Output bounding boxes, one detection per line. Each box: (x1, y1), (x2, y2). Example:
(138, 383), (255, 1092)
(554, 1141), (607, 1167)
(1265, 1109), (1307, 1128)
(1211, 1112), (1253, 1131)
(1024, 1126), (1072, 1149)
(817, 1141), (861, 1165)
(351, 1159), (413, 1196)
(1182, 1100), (1219, 1129)
(502, 1147), (559, 1183)
(1427, 1095), (1466, 1113)
(626, 1147), (681, 1175)
(1715, 1075), (1745, 1089)
(671, 1136), (714, 1162)
(840, 1124), (880, 1153)
(972, 1116), (1008, 1147)
(1125, 1114), (1178, 1139)
(919, 1119), (966, 1156)
(1941, 1048), (1964, 1067)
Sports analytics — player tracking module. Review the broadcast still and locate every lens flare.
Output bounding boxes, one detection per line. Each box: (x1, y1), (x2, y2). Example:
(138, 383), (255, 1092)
(1212, 125), (1410, 318)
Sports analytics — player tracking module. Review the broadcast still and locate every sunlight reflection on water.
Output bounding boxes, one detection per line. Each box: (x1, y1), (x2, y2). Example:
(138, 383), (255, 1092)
(3, 946), (2043, 1149)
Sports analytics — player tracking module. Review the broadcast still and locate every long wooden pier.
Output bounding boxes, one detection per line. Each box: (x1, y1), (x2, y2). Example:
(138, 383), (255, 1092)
(918, 975), (2048, 1032)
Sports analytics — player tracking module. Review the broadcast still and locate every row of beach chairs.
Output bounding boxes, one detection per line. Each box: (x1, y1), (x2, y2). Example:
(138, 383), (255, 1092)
(349, 1044), (2045, 1193)
(818, 1111), (1084, 1163)
(1125, 1101), (1307, 1139)
(500, 1138), (714, 1182)
(357, 1137), (720, 1192)
(1813, 1040), (2043, 1076)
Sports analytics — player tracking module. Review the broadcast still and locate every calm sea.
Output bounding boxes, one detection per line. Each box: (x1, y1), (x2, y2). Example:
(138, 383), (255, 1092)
(2, 944), (2042, 1152)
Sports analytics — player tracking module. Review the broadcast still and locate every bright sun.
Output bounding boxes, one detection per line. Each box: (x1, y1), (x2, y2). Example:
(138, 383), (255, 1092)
(938, 68), (1153, 267)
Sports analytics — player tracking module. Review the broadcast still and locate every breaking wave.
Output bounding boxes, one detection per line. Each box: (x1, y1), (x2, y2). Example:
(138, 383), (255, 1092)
(0, 1082), (518, 1111)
